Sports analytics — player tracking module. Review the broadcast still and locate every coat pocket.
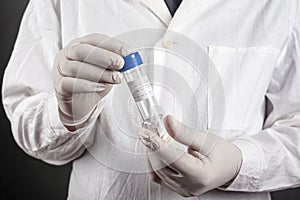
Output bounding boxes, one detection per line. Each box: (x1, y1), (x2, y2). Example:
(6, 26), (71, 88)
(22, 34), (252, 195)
(207, 46), (279, 131)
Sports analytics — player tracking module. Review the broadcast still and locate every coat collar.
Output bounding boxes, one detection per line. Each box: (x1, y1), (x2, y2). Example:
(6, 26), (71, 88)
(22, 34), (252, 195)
(140, 0), (172, 27)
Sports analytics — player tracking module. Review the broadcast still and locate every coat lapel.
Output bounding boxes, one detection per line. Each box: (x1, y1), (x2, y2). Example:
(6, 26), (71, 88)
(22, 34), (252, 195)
(140, 0), (172, 27)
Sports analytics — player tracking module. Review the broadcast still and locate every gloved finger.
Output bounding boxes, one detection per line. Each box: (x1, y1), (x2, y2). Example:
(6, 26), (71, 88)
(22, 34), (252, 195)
(154, 170), (191, 197)
(164, 115), (200, 150)
(146, 155), (162, 184)
(144, 140), (168, 172)
(187, 146), (205, 159)
(147, 149), (180, 179)
(59, 60), (123, 84)
(149, 171), (162, 184)
(77, 33), (129, 56)
(156, 166), (182, 180)
(165, 115), (220, 155)
(56, 76), (107, 95)
(66, 43), (124, 70)
(139, 128), (196, 174)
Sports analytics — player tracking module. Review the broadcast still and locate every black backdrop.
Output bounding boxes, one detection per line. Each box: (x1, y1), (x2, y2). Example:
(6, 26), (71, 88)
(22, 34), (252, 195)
(0, 0), (299, 200)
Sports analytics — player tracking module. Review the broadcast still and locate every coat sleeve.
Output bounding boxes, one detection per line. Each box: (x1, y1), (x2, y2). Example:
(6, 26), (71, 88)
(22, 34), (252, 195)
(223, 3), (300, 192)
(2, 0), (100, 165)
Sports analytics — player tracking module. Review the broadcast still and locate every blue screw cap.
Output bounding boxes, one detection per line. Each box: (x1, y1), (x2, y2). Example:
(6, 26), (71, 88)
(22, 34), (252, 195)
(120, 52), (143, 72)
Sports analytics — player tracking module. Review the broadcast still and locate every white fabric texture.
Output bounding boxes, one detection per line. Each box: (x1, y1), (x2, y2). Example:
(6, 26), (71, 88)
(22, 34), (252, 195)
(2, 0), (300, 199)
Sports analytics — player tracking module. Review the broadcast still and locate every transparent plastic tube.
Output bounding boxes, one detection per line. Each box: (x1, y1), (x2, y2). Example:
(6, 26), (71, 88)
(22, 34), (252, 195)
(123, 65), (165, 135)
(120, 52), (189, 200)
(120, 52), (171, 141)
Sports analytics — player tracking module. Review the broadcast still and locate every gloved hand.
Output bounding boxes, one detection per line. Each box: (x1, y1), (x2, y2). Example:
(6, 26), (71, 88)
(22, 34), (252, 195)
(52, 33), (128, 131)
(139, 115), (242, 197)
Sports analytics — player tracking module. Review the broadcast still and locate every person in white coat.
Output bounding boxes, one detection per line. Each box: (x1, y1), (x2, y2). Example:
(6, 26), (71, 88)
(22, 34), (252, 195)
(2, 0), (300, 199)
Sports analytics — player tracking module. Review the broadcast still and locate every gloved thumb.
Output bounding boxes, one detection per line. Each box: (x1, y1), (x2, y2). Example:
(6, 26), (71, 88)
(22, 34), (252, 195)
(165, 115), (225, 156)
(164, 115), (200, 149)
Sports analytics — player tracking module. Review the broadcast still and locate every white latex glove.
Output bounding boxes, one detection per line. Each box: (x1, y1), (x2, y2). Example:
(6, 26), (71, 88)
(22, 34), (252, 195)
(139, 115), (242, 197)
(52, 34), (128, 131)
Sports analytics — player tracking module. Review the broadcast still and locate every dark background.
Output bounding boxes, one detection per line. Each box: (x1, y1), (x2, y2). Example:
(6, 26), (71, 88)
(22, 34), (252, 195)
(0, 0), (299, 200)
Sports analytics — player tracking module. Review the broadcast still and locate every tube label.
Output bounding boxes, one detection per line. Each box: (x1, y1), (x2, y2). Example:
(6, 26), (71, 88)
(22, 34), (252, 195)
(127, 77), (154, 102)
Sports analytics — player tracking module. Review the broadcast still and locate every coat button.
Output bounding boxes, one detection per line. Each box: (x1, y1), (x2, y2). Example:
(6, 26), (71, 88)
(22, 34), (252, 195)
(162, 38), (173, 49)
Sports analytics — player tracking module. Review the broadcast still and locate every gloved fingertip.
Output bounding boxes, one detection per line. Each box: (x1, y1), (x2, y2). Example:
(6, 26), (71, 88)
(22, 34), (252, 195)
(120, 45), (130, 56)
(112, 72), (123, 83)
(166, 115), (179, 125)
(95, 83), (106, 91)
(113, 57), (125, 70)
(164, 115), (178, 137)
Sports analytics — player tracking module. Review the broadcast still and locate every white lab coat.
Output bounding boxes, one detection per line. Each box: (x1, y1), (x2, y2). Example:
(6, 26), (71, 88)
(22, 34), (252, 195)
(2, 0), (300, 199)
